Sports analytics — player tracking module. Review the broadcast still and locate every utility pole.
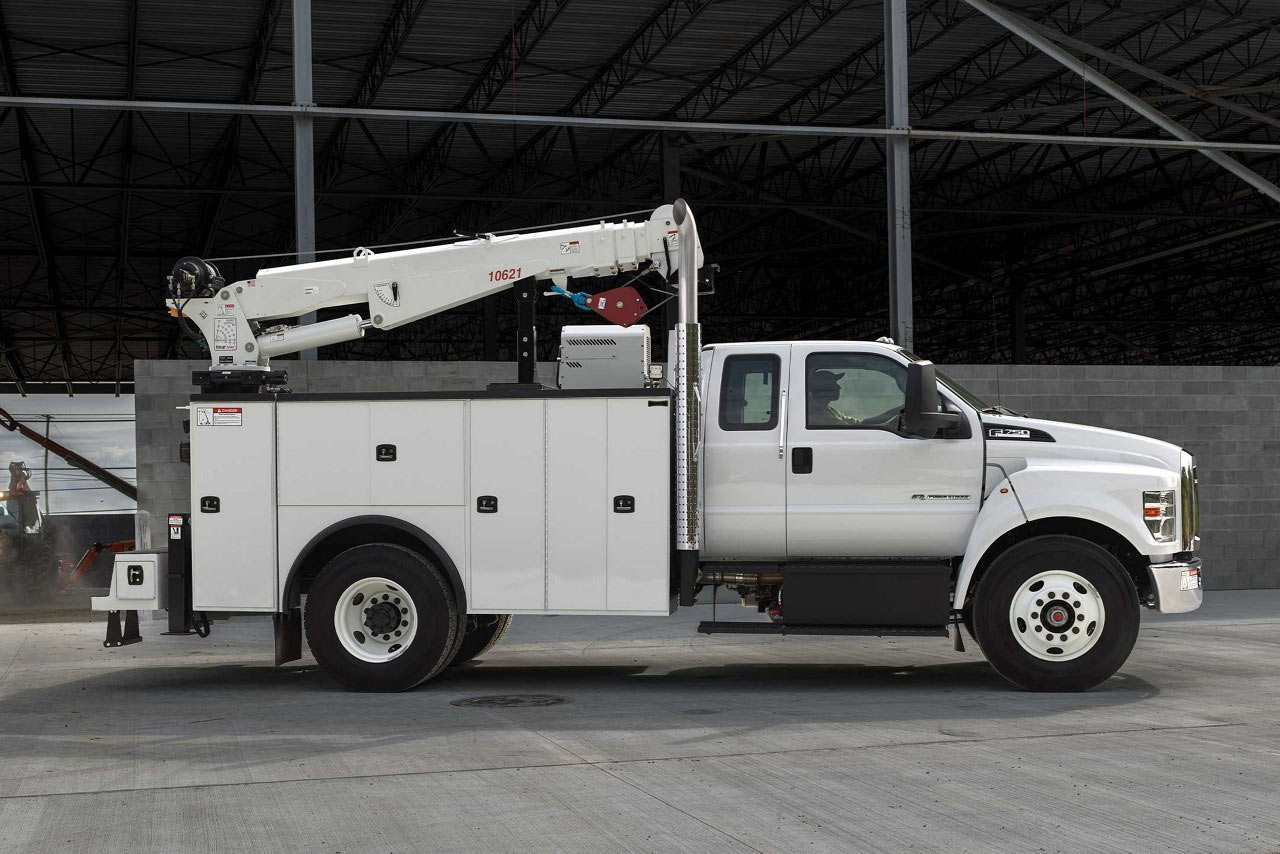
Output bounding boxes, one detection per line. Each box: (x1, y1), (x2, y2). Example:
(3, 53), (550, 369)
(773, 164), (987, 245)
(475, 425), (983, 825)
(42, 414), (50, 515)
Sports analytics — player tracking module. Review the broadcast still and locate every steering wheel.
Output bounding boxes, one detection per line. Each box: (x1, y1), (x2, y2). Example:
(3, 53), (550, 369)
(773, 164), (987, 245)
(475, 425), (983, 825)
(859, 406), (903, 426)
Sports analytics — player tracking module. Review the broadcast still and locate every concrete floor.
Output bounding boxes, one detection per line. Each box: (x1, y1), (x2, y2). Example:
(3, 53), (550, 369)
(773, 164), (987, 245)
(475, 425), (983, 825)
(0, 591), (1277, 853)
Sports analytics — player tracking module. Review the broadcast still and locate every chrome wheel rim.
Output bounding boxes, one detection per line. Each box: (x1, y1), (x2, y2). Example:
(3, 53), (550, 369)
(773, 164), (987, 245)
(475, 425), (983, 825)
(334, 577), (417, 663)
(1009, 570), (1105, 662)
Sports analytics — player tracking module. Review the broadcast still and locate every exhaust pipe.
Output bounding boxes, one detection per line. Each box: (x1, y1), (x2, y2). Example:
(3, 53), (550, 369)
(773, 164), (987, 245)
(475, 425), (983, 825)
(698, 570), (784, 587)
(672, 198), (701, 606)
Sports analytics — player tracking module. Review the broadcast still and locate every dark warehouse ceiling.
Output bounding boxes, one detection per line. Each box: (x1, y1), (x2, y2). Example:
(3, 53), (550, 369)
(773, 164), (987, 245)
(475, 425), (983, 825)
(1, 0), (1279, 393)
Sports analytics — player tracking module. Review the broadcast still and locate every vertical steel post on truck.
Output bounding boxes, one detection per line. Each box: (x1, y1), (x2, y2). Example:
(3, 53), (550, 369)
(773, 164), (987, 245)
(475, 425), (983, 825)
(673, 199), (701, 605)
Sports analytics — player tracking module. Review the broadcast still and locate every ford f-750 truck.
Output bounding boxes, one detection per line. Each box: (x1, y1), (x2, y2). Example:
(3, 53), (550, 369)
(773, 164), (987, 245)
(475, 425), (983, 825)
(92, 201), (1202, 692)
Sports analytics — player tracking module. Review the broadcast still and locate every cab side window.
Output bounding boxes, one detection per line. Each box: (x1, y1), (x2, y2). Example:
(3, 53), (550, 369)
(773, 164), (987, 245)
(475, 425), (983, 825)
(720, 354), (780, 430)
(805, 353), (907, 429)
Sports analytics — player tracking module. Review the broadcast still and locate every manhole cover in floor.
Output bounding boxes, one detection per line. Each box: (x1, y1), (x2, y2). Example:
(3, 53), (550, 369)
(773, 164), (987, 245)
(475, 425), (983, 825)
(450, 694), (570, 708)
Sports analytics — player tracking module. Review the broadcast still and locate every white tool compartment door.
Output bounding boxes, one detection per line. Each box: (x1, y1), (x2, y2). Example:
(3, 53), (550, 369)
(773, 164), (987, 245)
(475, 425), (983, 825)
(190, 400), (277, 610)
(278, 401), (370, 505)
(606, 397), (671, 612)
(370, 400), (465, 505)
(468, 399), (546, 610)
(546, 398), (607, 610)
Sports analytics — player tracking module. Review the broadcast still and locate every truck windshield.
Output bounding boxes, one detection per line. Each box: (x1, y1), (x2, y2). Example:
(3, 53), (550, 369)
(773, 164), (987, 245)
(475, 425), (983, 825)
(935, 369), (992, 411)
(895, 348), (1005, 414)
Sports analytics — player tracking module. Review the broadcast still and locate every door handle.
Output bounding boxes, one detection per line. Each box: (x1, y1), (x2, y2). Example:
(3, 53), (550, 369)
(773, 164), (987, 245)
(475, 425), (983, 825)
(792, 447), (813, 474)
(777, 387), (788, 459)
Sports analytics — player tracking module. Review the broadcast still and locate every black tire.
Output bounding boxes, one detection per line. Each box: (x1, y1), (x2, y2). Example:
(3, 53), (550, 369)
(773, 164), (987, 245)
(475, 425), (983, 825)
(450, 614), (513, 666)
(303, 543), (460, 692)
(973, 535), (1140, 692)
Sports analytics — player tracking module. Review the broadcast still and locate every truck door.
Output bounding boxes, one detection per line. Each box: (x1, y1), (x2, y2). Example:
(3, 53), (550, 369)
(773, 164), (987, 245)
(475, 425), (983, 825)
(784, 344), (982, 557)
(702, 345), (791, 558)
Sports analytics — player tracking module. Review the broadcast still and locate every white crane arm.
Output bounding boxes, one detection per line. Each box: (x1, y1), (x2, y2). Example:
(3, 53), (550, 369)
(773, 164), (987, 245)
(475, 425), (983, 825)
(167, 204), (697, 370)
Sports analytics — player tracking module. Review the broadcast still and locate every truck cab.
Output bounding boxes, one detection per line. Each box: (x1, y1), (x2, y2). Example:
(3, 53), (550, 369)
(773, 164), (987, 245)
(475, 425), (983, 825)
(700, 339), (1202, 689)
(702, 339), (983, 561)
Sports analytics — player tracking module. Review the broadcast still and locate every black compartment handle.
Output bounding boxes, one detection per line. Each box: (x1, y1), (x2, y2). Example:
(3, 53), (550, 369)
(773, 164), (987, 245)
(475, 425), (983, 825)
(792, 447), (813, 474)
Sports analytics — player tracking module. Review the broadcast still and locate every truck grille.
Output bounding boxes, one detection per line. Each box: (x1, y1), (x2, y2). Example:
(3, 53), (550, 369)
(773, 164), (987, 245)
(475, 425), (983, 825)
(1180, 454), (1199, 551)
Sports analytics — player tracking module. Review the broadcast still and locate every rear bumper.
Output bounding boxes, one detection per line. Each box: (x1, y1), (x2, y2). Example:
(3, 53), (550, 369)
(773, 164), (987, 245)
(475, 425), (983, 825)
(1147, 556), (1203, 614)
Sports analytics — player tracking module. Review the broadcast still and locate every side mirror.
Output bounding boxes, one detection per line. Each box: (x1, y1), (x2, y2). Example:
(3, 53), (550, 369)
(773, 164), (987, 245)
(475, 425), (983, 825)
(903, 361), (965, 439)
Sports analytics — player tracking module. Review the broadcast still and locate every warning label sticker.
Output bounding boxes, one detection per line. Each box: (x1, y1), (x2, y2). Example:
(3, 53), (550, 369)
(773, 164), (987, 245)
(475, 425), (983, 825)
(195, 406), (243, 427)
(559, 240), (581, 255)
(214, 318), (237, 351)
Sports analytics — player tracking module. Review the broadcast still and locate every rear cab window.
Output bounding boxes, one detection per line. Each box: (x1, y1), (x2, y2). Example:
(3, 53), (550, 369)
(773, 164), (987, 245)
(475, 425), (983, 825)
(719, 354), (780, 431)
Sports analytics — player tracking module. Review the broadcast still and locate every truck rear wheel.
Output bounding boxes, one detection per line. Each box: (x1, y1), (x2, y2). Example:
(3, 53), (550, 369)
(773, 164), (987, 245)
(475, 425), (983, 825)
(450, 614), (512, 666)
(973, 535), (1140, 692)
(303, 543), (459, 692)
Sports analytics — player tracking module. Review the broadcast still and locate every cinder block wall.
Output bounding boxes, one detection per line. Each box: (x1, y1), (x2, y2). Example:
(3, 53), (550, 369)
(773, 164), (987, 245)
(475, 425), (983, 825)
(136, 360), (1275, 590)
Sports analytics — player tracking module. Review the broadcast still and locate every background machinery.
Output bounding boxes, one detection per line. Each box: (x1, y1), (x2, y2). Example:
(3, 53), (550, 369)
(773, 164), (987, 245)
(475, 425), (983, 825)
(0, 407), (138, 603)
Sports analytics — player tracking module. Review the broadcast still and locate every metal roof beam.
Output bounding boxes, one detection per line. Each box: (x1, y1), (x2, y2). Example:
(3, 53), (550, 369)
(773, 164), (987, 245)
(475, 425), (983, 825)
(314, 0), (431, 192)
(2, 95), (1279, 155)
(444, 0), (708, 223)
(356, 0), (573, 243)
(489, 0), (853, 221)
(194, 0), (285, 256)
(727, 1), (1204, 226)
(0, 320), (25, 395)
(960, 0), (1280, 207)
(0, 2), (72, 394)
(1020, 12), (1280, 133)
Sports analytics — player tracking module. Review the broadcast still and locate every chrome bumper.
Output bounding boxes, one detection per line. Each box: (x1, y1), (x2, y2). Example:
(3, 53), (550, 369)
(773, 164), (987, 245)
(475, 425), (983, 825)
(1147, 557), (1203, 614)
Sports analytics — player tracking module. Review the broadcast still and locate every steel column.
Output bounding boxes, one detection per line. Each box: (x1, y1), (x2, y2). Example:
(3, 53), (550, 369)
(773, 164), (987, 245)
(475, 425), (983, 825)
(293, 0), (317, 357)
(884, 0), (913, 350)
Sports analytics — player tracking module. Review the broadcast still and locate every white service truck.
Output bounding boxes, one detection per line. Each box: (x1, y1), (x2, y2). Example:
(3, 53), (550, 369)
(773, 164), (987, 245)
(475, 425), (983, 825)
(93, 201), (1202, 692)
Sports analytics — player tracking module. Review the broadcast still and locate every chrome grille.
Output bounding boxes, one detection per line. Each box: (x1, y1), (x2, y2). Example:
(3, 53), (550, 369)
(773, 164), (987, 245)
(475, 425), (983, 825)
(1180, 453), (1199, 551)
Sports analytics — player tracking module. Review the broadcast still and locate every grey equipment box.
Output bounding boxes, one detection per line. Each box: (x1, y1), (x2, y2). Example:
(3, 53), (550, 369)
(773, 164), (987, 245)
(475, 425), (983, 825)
(557, 324), (651, 390)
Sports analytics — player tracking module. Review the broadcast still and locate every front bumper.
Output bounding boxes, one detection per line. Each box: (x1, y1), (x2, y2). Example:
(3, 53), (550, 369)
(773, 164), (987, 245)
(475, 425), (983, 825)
(1147, 556), (1203, 614)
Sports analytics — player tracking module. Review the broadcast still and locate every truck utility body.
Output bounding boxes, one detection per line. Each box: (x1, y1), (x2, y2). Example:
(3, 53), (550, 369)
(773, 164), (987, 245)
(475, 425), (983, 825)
(186, 388), (674, 617)
(94, 201), (1203, 692)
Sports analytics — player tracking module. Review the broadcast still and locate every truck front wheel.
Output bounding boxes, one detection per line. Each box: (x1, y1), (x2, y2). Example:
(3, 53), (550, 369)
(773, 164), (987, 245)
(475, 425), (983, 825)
(304, 543), (460, 691)
(973, 535), (1140, 692)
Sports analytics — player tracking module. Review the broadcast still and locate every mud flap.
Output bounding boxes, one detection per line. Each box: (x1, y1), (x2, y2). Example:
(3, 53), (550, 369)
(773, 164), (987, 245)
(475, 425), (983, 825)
(274, 607), (302, 665)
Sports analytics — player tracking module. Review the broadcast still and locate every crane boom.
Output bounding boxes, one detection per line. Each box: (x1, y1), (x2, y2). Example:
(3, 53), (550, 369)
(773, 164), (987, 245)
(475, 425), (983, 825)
(0, 407), (138, 501)
(167, 204), (700, 373)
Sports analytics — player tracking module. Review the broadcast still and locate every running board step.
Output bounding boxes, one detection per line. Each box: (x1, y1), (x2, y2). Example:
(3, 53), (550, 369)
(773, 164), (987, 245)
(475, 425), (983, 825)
(696, 621), (947, 637)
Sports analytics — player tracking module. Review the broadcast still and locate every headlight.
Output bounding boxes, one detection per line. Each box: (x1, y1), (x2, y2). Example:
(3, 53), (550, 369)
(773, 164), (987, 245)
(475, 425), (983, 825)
(1143, 489), (1177, 543)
